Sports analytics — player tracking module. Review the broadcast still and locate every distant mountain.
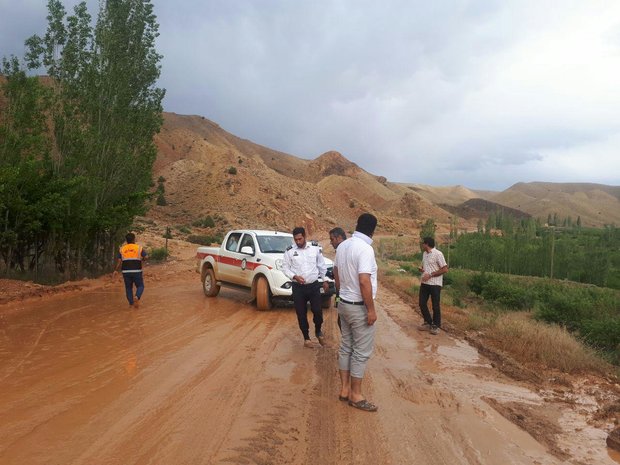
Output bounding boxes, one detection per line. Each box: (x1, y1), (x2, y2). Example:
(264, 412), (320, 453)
(151, 114), (618, 233)
(398, 183), (483, 206)
(489, 182), (620, 227)
(441, 198), (531, 221)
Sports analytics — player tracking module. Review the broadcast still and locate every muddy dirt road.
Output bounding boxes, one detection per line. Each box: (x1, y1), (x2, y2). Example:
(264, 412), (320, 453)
(0, 264), (618, 465)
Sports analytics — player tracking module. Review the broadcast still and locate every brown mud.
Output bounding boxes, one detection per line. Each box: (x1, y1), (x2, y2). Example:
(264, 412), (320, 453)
(1, 255), (619, 464)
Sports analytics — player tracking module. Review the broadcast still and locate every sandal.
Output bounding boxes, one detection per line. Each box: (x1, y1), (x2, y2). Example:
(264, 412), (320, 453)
(348, 399), (378, 412)
(338, 395), (349, 402)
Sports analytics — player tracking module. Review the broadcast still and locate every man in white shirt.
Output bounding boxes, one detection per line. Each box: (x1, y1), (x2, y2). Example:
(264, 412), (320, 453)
(417, 236), (449, 335)
(282, 227), (329, 348)
(334, 213), (378, 412)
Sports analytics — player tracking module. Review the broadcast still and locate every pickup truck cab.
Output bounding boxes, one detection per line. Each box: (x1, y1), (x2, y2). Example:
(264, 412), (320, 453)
(196, 230), (336, 310)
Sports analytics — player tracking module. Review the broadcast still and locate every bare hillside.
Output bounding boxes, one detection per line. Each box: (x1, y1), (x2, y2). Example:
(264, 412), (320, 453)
(151, 113), (456, 236)
(490, 182), (620, 227)
(149, 114), (618, 234)
(399, 183), (482, 206)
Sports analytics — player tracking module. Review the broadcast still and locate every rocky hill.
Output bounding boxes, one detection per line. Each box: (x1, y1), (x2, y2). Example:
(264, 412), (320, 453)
(150, 113), (453, 237)
(145, 113), (620, 234)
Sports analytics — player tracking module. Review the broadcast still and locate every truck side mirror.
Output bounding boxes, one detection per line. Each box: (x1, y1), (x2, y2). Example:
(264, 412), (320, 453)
(240, 246), (254, 255)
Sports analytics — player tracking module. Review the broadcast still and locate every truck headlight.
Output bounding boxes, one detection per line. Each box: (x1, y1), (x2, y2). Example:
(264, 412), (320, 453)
(275, 259), (283, 270)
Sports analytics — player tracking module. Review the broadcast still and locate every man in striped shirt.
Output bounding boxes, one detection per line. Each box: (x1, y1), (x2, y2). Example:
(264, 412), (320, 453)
(417, 237), (448, 335)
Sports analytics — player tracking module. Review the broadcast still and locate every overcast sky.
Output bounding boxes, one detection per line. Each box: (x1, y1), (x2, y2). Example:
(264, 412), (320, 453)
(1, 0), (620, 190)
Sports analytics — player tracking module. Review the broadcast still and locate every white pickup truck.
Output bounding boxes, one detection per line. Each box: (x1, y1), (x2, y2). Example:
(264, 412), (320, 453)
(196, 229), (336, 310)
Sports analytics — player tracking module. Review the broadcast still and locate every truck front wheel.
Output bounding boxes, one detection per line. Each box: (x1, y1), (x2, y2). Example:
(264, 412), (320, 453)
(256, 276), (272, 310)
(203, 267), (220, 297)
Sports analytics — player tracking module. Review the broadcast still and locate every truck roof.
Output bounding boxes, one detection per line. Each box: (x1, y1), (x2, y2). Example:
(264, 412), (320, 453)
(229, 230), (293, 237)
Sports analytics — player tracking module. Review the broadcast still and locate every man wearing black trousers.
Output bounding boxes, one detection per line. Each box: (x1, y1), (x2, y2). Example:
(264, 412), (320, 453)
(417, 237), (449, 335)
(283, 227), (329, 348)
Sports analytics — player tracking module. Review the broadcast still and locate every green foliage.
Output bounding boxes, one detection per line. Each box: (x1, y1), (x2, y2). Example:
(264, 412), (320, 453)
(192, 215), (216, 228)
(470, 272), (535, 310)
(177, 226), (191, 234)
(535, 285), (620, 360)
(187, 234), (222, 246)
(157, 176), (166, 183)
(397, 263), (418, 275)
(0, 0), (165, 278)
(227, 166), (237, 175)
(451, 216), (620, 289)
(460, 270), (620, 360)
(156, 193), (167, 206)
(149, 247), (168, 261)
(420, 218), (436, 241)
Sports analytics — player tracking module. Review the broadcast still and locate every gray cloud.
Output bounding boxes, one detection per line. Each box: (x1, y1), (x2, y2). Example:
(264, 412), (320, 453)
(2, 0), (619, 190)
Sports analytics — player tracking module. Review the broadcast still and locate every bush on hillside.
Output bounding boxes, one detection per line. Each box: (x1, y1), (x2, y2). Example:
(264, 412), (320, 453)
(150, 247), (168, 261)
(192, 216), (216, 228)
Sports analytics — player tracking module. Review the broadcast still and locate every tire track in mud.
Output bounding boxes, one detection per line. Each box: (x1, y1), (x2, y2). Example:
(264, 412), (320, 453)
(305, 307), (391, 465)
(73, 311), (285, 464)
(0, 305), (94, 382)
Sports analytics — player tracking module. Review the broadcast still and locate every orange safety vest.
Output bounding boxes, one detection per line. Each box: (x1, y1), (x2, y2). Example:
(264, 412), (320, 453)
(120, 243), (144, 273)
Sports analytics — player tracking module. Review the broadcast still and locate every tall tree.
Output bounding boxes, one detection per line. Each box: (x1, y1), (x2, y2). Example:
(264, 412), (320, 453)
(5, 0), (165, 276)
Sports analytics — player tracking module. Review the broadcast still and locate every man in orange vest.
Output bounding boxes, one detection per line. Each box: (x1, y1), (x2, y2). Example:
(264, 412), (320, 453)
(113, 232), (148, 308)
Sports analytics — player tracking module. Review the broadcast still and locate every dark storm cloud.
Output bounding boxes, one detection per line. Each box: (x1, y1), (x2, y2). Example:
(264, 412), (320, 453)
(1, 0), (619, 190)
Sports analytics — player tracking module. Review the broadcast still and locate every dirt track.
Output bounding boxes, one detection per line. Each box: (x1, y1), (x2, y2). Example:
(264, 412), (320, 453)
(0, 261), (618, 465)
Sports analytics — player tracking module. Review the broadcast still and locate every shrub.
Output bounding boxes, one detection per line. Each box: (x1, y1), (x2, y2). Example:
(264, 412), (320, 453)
(468, 273), (532, 310)
(398, 263), (418, 275)
(177, 226), (191, 234)
(580, 318), (620, 354)
(191, 216), (216, 228)
(156, 193), (167, 206)
(150, 247), (168, 261)
(469, 272), (491, 295)
(158, 176), (166, 183)
(228, 166), (237, 175)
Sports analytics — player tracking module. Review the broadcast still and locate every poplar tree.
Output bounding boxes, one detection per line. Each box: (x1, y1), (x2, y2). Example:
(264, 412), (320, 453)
(22, 0), (164, 274)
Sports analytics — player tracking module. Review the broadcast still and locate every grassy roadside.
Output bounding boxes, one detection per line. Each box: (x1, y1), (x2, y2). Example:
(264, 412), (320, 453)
(379, 260), (618, 379)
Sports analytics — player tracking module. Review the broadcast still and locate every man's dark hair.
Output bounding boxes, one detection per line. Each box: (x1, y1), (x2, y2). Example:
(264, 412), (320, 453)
(422, 236), (435, 248)
(292, 226), (306, 237)
(329, 227), (346, 240)
(355, 213), (377, 237)
(126, 232), (136, 243)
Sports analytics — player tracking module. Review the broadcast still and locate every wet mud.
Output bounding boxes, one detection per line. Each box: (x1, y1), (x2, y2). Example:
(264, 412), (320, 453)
(0, 265), (618, 464)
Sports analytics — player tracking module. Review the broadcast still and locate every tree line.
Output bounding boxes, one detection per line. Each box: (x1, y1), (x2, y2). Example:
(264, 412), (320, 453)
(0, 0), (164, 280)
(449, 212), (620, 289)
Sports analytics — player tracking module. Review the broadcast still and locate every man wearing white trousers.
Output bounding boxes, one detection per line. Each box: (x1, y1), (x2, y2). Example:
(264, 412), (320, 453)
(333, 213), (379, 412)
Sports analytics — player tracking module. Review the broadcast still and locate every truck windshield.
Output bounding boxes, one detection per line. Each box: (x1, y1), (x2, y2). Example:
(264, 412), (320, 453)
(256, 236), (293, 253)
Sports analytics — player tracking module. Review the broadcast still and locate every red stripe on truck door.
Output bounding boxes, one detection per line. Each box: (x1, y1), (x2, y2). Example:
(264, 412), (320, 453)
(196, 252), (271, 270)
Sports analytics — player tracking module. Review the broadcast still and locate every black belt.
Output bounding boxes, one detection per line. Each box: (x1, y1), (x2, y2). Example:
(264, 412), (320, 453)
(339, 298), (365, 305)
(292, 280), (319, 286)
